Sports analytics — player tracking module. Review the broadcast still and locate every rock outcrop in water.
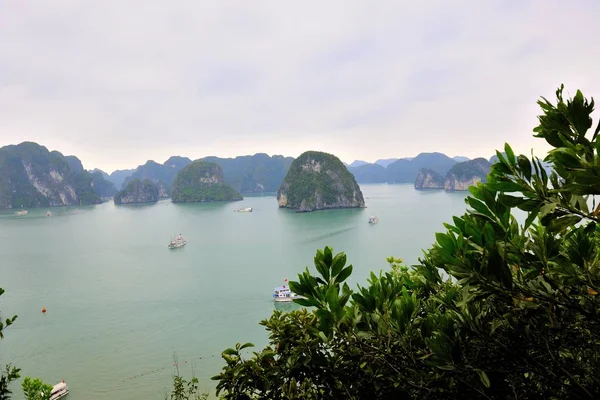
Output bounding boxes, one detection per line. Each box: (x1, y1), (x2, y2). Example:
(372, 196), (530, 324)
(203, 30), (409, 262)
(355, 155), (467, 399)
(444, 158), (492, 191)
(277, 151), (365, 212)
(0, 142), (102, 209)
(114, 179), (158, 204)
(415, 158), (492, 191)
(414, 168), (445, 189)
(171, 161), (242, 203)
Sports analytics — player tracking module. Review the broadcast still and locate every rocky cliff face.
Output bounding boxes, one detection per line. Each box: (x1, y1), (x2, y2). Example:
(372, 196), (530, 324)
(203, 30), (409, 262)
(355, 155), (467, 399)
(171, 161), (242, 203)
(277, 151), (365, 212)
(0, 142), (101, 209)
(113, 179), (158, 204)
(414, 168), (445, 189)
(444, 158), (492, 191)
(157, 181), (170, 198)
(414, 158), (492, 192)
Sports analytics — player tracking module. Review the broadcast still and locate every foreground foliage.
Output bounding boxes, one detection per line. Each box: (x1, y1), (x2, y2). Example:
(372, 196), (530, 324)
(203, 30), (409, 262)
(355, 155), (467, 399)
(22, 377), (53, 400)
(0, 287), (20, 400)
(212, 85), (600, 399)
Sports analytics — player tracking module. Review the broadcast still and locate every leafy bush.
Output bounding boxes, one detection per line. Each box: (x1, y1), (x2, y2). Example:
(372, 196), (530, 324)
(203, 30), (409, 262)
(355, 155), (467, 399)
(213, 85), (600, 399)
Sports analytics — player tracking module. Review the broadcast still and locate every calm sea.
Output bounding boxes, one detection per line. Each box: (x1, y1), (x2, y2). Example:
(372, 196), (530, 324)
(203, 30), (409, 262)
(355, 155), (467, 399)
(0, 184), (468, 399)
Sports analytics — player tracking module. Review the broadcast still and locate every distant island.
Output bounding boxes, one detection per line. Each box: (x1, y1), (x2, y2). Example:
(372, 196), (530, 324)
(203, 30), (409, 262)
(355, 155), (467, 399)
(171, 161), (242, 203)
(0, 142), (108, 209)
(114, 179), (159, 205)
(0, 140), (554, 209)
(277, 151), (365, 212)
(347, 152), (459, 184)
(415, 158), (492, 191)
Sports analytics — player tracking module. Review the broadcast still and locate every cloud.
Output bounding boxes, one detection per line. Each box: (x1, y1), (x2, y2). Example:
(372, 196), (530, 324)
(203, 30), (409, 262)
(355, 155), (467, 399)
(0, 0), (598, 172)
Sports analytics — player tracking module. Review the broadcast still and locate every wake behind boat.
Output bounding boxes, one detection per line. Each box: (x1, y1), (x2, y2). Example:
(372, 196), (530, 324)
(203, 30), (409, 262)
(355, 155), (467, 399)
(273, 279), (306, 302)
(168, 234), (186, 249)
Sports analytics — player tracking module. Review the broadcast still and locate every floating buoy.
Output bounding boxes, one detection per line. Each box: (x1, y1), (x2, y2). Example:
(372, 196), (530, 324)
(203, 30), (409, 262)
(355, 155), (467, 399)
(42, 307), (47, 314)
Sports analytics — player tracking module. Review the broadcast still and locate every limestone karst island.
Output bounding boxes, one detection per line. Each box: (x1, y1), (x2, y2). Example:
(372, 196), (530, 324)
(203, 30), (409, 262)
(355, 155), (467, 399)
(277, 151), (365, 212)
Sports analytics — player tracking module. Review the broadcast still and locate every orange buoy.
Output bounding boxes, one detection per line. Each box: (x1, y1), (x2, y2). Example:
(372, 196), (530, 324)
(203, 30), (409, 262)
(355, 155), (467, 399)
(42, 307), (47, 314)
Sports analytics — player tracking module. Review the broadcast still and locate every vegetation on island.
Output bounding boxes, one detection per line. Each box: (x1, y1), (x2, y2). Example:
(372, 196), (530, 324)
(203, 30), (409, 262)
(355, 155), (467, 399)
(416, 158), (493, 191)
(445, 157), (492, 182)
(277, 151), (364, 211)
(211, 86), (600, 399)
(113, 178), (159, 204)
(171, 161), (242, 203)
(202, 153), (294, 193)
(122, 156), (192, 193)
(0, 142), (102, 209)
(90, 170), (117, 198)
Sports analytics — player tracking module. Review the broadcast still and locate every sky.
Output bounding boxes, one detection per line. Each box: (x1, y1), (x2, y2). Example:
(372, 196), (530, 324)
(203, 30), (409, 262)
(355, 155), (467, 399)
(1, 0), (599, 173)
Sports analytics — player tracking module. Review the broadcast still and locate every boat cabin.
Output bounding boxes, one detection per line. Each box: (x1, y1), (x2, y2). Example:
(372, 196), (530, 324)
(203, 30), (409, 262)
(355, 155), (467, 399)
(50, 381), (69, 400)
(273, 286), (293, 299)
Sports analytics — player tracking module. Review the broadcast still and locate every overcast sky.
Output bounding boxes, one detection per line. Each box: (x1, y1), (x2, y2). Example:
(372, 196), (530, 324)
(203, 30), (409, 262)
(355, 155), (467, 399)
(1, 1), (598, 173)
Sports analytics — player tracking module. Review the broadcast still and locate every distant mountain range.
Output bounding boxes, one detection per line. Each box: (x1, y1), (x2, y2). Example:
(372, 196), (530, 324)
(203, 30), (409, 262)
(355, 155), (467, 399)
(0, 140), (554, 209)
(347, 153), (460, 184)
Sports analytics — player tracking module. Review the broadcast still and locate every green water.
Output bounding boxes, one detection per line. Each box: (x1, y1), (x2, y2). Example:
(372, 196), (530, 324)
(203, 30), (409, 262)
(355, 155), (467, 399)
(0, 184), (468, 399)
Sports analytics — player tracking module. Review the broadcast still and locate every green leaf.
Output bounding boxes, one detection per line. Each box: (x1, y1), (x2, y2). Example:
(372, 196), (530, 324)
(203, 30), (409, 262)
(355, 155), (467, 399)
(330, 252), (347, 278)
(548, 215), (581, 233)
(326, 285), (339, 312)
(239, 342), (254, 351)
(498, 194), (524, 208)
(517, 155), (532, 181)
(524, 202), (542, 230)
(504, 143), (516, 166)
(486, 181), (524, 193)
(467, 197), (493, 218)
(222, 348), (238, 356)
(293, 298), (316, 307)
(435, 232), (455, 253)
(474, 368), (491, 388)
(336, 265), (353, 283)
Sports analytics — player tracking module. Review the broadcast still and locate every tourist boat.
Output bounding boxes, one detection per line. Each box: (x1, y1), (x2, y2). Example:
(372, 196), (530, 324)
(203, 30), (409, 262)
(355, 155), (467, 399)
(273, 279), (306, 302)
(234, 207), (253, 212)
(15, 206), (27, 216)
(46, 210), (52, 217)
(49, 380), (69, 400)
(368, 215), (379, 224)
(168, 234), (187, 249)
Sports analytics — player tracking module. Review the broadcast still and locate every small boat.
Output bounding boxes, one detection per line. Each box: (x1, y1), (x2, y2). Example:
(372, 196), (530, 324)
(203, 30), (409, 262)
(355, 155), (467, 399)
(15, 206), (27, 216)
(46, 210), (52, 217)
(234, 207), (253, 213)
(273, 279), (306, 302)
(50, 380), (69, 400)
(168, 233), (187, 249)
(368, 215), (379, 224)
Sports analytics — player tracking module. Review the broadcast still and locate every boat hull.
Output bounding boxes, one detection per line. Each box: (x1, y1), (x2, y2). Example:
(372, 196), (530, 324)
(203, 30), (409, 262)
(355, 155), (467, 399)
(274, 296), (306, 303)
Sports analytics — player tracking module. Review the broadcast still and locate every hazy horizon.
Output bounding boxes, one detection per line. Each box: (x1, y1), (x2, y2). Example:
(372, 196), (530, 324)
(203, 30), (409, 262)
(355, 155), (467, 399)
(1, 1), (598, 172)
(0, 139), (505, 175)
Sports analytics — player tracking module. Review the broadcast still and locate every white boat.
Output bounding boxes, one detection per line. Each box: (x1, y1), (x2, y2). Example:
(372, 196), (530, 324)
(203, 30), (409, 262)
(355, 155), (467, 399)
(273, 279), (306, 302)
(46, 210), (52, 217)
(168, 234), (187, 249)
(50, 381), (69, 400)
(368, 215), (379, 224)
(234, 207), (253, 212)
(15, 205), (27, 216)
